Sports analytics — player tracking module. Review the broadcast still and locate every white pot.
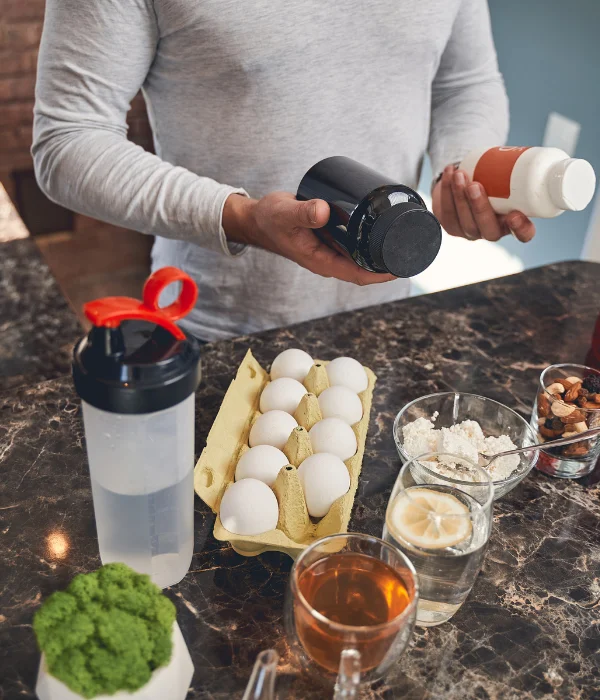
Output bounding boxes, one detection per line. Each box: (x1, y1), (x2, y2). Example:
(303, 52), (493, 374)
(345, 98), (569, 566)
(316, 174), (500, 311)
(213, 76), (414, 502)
(36, 622), (193, 700)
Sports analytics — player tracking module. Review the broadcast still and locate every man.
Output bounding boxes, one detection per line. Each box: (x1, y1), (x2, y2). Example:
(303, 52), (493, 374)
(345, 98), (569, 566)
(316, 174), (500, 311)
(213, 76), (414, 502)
(33, 0), (535, 342)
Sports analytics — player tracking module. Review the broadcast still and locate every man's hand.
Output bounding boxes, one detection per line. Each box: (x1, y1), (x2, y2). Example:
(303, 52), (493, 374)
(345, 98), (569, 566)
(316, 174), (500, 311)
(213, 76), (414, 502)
(222, 192), (396, 286)
(432, 165), (536, 243)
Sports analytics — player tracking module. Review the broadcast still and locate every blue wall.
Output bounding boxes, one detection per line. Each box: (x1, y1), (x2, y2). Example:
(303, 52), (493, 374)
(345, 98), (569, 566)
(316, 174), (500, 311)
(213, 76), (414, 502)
(489, 0), (600, 267)
(420, 0), (600, 268)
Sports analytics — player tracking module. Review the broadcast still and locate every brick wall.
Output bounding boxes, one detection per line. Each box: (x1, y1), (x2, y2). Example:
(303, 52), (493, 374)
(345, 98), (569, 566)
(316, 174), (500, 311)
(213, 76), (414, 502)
(0, 0), (153, 209)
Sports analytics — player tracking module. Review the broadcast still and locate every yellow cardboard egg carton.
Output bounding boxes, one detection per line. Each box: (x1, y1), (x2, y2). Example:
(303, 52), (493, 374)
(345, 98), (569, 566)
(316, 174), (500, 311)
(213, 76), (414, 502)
(194, 350), (376, 559)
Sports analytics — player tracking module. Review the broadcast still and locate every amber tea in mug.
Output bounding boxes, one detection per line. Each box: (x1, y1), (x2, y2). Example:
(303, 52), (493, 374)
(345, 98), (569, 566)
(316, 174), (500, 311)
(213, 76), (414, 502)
(289, 534), (418, 678)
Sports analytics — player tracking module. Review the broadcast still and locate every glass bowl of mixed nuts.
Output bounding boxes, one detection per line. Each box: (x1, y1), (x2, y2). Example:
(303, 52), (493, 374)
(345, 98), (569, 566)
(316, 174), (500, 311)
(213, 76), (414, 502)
(531, 363), (600, 479)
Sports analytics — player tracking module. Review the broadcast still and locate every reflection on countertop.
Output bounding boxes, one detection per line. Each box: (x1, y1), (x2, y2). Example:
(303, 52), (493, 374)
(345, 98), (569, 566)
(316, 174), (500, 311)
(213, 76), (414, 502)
(0, 184), (81, 392)
(1, 260), (600, 698)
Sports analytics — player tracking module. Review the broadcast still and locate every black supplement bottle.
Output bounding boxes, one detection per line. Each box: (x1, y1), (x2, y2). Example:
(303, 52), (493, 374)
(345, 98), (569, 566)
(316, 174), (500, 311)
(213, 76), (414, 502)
(297, 156), (442, 278)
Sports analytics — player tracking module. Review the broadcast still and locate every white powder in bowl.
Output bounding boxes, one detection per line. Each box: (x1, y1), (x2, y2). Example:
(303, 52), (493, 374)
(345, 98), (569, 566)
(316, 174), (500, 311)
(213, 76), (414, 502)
(402, 417), (438, 458)
(401, 416), (521, 482)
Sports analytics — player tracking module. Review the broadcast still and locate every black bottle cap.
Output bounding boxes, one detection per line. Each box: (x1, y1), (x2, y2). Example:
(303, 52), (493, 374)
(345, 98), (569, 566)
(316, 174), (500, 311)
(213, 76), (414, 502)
(73, 321), (201, 414)
(368, 202), (442, 278)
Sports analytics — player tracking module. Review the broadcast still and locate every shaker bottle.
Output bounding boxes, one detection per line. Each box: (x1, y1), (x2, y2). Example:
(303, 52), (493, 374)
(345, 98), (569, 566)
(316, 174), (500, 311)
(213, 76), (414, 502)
(297, 156), (442, 278)
(73, 267), (201, 588)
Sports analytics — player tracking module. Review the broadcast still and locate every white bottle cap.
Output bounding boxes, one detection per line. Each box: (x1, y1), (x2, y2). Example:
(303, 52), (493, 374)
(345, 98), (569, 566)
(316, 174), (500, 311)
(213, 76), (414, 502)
(548, 158), (596, 211)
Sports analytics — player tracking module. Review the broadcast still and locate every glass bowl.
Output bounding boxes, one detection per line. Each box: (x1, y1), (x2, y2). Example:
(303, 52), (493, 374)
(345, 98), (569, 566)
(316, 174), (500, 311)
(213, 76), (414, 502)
(393, 392), (538, 499)
(531, 363), (600, 479)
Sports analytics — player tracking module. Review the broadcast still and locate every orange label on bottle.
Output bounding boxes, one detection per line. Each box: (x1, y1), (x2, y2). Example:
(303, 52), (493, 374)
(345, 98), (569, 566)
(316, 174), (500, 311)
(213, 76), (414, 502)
(472, 146), (531, 199)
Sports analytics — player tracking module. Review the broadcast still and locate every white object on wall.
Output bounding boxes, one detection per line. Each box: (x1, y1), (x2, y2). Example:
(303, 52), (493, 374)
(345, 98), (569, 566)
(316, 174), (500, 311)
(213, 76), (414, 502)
(543, 112), (581, 157)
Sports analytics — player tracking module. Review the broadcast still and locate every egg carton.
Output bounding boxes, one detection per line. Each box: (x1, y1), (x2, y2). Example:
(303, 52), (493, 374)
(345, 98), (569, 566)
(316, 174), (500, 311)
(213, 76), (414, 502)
(194, 349), (376, 559)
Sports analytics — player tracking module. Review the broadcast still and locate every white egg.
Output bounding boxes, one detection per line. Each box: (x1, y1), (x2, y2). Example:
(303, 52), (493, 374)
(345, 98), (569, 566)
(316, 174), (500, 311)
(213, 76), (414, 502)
(259, 377), (307, 415)
(309, 418), (358, 461)
(249, 410), (298, 450)
(219, 479), (279, 535)
(318, 386), (363, 425)
(270, 348), (314, 382)
(297, 453), (351, 518)
(235, 445), (289, 486)
(326, 357), (368, 394)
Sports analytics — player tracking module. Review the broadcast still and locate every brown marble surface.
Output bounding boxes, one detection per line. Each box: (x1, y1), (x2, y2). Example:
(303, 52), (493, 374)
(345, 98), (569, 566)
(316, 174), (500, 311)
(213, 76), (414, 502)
(0, 184), (81, 392)
(1, 261), (600, 699)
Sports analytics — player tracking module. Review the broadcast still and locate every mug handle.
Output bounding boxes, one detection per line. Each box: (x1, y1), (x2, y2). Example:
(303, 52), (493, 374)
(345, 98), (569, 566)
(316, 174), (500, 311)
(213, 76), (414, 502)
(333, 649), (361, 699)
(242, 649), (279, 700)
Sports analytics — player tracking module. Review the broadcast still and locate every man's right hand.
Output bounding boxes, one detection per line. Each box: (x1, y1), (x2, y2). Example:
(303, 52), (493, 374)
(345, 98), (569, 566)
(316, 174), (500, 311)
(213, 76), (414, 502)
(222, 192), (396, 286)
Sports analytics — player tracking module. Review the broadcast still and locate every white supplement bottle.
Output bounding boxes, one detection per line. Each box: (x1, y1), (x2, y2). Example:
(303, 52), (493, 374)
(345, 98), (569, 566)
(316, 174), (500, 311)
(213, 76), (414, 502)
(460, 146), (596, 218)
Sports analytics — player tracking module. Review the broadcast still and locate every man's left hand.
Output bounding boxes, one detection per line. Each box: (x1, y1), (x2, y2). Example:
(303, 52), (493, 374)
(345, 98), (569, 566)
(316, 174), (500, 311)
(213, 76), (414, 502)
(432, 165), (536, 243)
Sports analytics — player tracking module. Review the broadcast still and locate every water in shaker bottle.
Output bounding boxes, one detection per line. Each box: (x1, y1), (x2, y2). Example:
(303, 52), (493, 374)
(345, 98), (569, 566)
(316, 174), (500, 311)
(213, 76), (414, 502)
(73, 268), (201, 588)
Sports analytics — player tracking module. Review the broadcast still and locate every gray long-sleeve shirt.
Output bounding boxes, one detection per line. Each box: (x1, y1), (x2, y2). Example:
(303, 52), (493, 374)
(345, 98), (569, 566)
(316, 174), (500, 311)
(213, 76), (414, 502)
(33, 0), (508, 341)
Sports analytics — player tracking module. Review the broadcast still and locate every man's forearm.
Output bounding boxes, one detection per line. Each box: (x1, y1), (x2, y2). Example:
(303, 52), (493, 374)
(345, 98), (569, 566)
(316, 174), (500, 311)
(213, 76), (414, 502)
(33, 121), (246, 256)
(428, 79), (509, 181)
(33, 0), (247, 258)
(427, 0), (509, 179)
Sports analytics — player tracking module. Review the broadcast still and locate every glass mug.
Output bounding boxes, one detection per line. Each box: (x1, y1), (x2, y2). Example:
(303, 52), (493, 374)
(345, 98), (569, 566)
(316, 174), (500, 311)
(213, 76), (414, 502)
(286, 533), (418, 687)
(383, 455), (494, 627)
(532, 363), (600, 479)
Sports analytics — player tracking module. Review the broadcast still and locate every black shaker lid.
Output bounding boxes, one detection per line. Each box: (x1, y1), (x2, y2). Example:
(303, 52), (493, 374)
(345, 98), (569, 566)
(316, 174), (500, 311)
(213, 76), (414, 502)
(368, 202), (442, 278)
(72, 267), (201, 414)
(73, 322), (201, 414)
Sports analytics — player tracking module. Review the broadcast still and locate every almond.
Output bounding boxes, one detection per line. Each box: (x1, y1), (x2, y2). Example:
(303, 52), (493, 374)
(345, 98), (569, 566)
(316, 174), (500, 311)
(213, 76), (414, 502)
(540, 424), (561, 439)
(556, 378), (574, 390)
(538, 393), (551, 417)
(551, 401), (576, 418)
(561, 410), (586, 424)
(563, 443), (589, 457)
(564, 382), (582, 403)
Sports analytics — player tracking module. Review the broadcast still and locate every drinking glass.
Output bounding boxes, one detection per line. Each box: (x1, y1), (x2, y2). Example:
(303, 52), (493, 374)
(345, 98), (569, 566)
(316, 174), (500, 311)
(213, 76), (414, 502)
(531, 363), (600, 479)
(383, 454), (493, 627)
(286, 533), (418, 687)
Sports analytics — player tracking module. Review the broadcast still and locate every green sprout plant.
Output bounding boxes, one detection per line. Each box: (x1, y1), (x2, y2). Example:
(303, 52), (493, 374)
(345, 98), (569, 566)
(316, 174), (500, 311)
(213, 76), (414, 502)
(33, 563), (177, 699)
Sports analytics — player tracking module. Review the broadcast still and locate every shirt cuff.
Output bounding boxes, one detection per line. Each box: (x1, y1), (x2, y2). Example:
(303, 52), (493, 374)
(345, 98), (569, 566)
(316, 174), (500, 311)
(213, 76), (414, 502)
(430, 147), (471, 185)
(207, 185), (249, 258)
(430, 136), (502, 186)
(218, 187), (250, 257)
(431, 161), (460, 193)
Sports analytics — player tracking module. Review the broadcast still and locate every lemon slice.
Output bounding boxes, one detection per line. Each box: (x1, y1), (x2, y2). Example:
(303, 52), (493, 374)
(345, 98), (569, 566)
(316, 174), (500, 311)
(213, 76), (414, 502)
(388, 488), (472, 549)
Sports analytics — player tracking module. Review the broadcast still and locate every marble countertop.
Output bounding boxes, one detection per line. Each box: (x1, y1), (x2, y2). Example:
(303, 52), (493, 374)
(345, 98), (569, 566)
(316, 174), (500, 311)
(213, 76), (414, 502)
(1, 260), (600, 699)
(0, 185), (81, 392)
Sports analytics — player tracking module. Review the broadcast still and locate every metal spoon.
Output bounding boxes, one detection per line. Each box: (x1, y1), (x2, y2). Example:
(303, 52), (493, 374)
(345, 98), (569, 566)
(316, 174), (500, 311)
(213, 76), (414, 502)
(479, 425), (600, 468)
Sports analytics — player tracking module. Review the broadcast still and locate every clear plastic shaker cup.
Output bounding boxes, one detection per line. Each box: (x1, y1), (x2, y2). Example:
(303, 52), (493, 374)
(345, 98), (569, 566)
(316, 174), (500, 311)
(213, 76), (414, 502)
(73, 267), (201, 588)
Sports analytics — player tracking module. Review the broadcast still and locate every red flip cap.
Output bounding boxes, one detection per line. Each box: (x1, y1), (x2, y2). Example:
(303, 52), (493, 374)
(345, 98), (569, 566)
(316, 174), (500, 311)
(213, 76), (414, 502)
(83, 267), (198, 340)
